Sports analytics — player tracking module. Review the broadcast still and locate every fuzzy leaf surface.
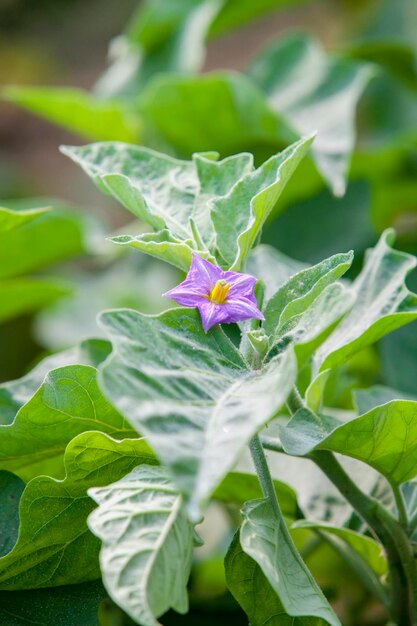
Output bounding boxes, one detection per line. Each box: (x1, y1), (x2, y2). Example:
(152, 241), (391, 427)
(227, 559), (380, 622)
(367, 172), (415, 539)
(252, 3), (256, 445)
(62, 139), (309, 269)
(225, 533), (325, 626)
(99, 307), (296, 519)
(310, 231), (417, 381)
(239, 498), (340, 625)
(88, 465), (194, 626)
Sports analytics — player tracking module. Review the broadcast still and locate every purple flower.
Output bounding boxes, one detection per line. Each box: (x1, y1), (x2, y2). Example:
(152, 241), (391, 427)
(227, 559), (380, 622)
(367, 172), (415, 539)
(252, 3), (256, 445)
(163, 254), (264, 332)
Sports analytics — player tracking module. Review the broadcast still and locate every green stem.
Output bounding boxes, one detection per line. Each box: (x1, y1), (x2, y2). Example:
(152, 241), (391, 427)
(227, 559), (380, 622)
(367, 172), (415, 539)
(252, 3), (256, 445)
(249, 434), (280, 518)
(311, 450), (417, 625)
(392, 482), (409, 530)
(261, 435), (284, 454)
(286, 386), (305, 414)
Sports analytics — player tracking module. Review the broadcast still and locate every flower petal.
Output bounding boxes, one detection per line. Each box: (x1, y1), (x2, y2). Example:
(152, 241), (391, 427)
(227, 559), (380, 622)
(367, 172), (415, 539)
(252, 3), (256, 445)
(163, 281), (207, 307)
(224, 272), (257, 300)
(223, 297), (265, 323)
(197, 301), (230, 332)
(188, 254), (222, 291)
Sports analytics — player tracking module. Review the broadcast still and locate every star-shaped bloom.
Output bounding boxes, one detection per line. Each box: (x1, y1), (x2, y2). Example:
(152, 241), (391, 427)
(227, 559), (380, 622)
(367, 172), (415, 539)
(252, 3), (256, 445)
(163, 254), (264, 332)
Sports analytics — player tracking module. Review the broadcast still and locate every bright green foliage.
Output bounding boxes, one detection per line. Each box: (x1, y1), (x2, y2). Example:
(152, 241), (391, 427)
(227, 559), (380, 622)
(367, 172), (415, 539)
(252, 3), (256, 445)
(226, 534), (325, 626)
(238, 499), (340, 625)
(247, 33), (375, 195)
(280, 401), (417, 484)
(0, 204), (86, 323)
(88, 465), (194, 626)
(63, 138), (311, 270)
(0, 338), (111, 425)
(0, 278), (70, 324)
(0, 204), (85, 279)
(137, 73), (293, 156)
(293, 521), (387, 578)
(0, 365), (135, 481)
(98, 308), (296, 520)
(0, 433), (155, 590)
(0, 205), (49, 234)
(3, 87), (138, 142)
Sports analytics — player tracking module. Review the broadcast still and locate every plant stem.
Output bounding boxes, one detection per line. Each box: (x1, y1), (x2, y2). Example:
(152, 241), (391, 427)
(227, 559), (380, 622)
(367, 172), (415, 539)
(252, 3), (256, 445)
(261, 435), (284, 454)
(392, 482), (409, 530)
(249, 434), (280, 518)
(286, 386), (305, 413)
(311, 450), (417, 625)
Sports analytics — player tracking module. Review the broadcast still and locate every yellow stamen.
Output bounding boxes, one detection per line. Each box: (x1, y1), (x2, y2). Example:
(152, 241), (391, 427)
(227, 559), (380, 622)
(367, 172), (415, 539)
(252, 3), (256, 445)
(209, 279), (230, 305)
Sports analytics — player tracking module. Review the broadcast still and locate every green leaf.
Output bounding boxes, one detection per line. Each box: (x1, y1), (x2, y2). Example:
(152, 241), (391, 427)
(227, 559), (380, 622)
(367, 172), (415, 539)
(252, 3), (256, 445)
(263, 251), (353, 337)
(138, 72), (293, 156)
(111, 230), (201, 271)
(96, 0), (222, 99)
(353, 385), (417, 415)
(99, 308), (296, 520)
(4, 87), (139, 142)
(61, 142), (199, 236)
(313, 230), (417, 376)
(246, 244), (306, 303)
(212, 135), (313, 269)
(292, 520), (387, 578)
(0, 365), (136, 481)
(270, 283), (355, 364)
(280, 402), (417, 484)
(225, 533), (325, 626)
(0, 338), (111, 425)
(0, 205), (86, 279)
(239, 498), (340, 625)
(88, 464), (194, 626)
(63, 139), (309, 269)
(0, 277), (71, 324)
(209, 0), (310, 38)
(0, 205), (49, 234)
(0, 581), (107, 626)
(213, 471), (298, 518)
(0, 471), (25, 559)
(247, 33), (375, 195)
(0, 432), (155, 590)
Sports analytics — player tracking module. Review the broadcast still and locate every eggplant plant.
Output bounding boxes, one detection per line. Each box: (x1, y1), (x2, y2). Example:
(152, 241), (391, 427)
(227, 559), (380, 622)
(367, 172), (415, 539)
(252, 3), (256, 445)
(2, 135), (417, 626)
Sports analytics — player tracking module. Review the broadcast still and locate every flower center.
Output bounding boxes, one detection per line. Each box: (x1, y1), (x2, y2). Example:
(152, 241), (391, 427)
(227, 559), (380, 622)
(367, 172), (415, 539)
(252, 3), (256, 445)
(209, 279), (230, 305)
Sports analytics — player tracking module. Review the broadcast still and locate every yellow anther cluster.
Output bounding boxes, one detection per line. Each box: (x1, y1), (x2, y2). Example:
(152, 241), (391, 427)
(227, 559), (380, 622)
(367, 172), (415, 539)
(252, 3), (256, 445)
(209, 279), (230, 305)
